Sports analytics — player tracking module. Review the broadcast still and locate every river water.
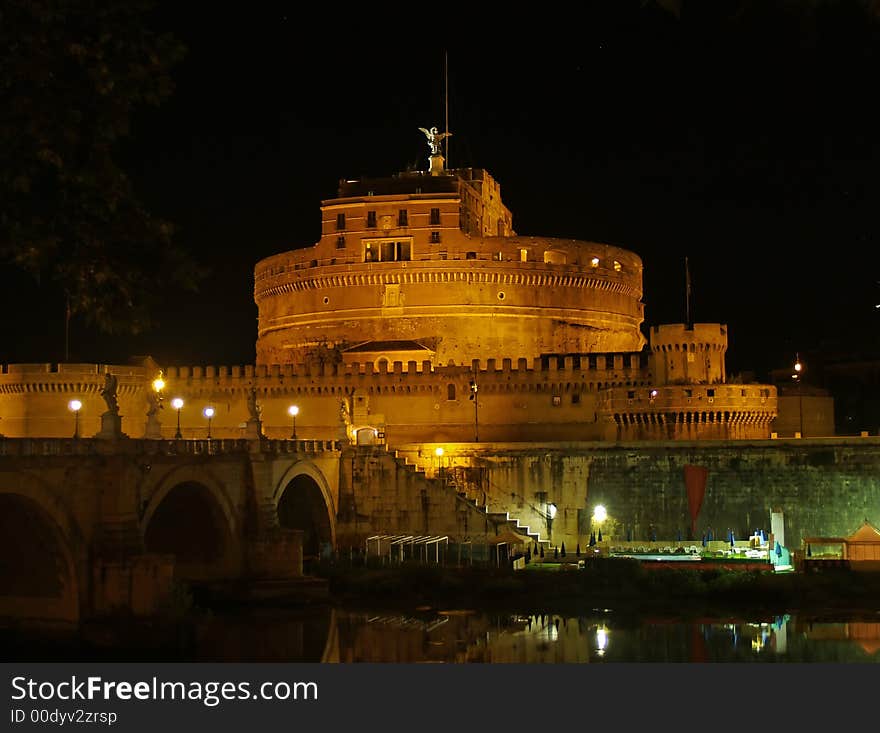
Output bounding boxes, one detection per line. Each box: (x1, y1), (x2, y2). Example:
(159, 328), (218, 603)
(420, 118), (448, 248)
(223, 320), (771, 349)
(12, 605), (877, 663)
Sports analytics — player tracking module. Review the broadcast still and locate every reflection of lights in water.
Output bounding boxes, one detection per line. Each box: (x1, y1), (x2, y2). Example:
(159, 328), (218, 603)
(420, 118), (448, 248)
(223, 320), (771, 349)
(596, 625), (608, 656)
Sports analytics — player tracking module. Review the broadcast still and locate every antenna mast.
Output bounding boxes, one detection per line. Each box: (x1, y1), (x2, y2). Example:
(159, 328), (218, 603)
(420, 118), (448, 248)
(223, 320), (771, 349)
(444, 50), (450, 166)
(685, 256), (693, 327)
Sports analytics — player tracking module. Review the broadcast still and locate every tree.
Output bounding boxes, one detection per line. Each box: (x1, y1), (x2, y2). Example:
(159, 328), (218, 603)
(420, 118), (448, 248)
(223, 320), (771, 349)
(0, 0), (200, 340)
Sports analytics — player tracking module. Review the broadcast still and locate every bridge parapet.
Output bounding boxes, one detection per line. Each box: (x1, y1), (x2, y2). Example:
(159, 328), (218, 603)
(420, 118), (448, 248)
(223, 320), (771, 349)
(0, 437), (341, 458)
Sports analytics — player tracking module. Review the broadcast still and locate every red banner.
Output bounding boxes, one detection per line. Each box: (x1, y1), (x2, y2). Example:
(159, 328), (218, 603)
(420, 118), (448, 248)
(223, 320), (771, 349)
(684, 464), (709, 536)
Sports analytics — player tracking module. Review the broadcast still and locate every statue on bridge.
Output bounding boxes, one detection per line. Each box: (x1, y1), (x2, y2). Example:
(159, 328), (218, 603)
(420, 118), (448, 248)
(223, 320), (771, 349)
(96, 370), (126, 440)
(245, 387), (264, 440)
(338, 397), (352, 443)
(101, 372), (119, 415)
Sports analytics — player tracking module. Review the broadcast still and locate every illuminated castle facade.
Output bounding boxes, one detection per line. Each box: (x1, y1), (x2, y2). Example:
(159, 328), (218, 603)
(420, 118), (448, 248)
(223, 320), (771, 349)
(0, 141), (777, 443)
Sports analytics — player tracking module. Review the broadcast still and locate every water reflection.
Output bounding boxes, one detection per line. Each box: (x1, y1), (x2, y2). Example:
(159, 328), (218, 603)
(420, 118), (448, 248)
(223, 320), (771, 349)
(192, 608), (880, 663)
(328, 609), (880, 663)
(6, 607), (880, 663)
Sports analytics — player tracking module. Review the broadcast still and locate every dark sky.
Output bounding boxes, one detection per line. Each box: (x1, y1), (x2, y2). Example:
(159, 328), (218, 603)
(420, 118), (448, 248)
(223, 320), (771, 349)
(4, 1), (879, 379)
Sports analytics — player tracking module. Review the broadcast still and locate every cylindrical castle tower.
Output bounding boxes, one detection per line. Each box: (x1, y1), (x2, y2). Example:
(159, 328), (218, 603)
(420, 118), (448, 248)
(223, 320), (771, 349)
(255, 168), (646, 365)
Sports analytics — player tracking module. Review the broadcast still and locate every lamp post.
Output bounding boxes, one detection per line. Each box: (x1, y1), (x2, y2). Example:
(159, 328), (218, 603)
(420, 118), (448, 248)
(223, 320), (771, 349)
(152, 372), (165, 395)
(288, 404), (299, 440)
(546, 502), (557, 543)
(469, 375), (479, 442)
(68, 399), (82, 438)
(203, 406), (215, 439)
(592, 504), (607, 545)
(172, 397), (184, 439)
(434, 446), (445, 483)
(793, 354), (804, 438)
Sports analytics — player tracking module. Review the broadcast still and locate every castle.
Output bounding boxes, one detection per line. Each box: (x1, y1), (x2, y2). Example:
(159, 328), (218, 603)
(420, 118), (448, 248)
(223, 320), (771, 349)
(0, 134), (778, 445)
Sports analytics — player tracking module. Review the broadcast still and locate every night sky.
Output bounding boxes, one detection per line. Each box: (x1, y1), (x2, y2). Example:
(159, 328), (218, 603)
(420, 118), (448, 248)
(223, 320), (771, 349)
(3, 1), (879, 380)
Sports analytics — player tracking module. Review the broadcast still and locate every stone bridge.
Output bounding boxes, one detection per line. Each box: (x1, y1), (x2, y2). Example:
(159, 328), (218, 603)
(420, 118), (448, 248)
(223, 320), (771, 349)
(0, 438), (341, 627)
(0, 436), (515, 628)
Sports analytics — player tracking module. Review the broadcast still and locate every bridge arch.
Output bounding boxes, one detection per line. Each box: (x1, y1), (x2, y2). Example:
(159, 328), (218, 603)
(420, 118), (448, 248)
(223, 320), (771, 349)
(273, 460), (336, 557)
(141, 465), (241, 581)
(0, 474), (84, 626)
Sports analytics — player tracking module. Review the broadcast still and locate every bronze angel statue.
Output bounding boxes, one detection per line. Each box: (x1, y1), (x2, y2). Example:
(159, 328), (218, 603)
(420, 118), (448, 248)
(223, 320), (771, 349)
(419, 126), (452, 156)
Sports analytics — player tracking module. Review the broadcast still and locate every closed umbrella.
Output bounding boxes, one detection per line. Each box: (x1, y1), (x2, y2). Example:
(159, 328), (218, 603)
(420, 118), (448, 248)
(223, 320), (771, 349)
(677, 529), (682, 542)
(589, 532), (596, 547)
(707, 528), (714, 542)
(650, 527), (657, 542)
(597, 528), (603, 542)
(701, 534), (707, 547)
(776, 541), (783, 558)
(626, 526), (633, 542)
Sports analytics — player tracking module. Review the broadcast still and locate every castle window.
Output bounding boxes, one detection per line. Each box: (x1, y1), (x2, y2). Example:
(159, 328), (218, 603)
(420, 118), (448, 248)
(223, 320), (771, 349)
(684, 389), (693, 398)
(520, 249), (528, 262)
(627, 390), (636, 399)
(367, 210), (377, 228)
(430, 231), (441, 243)
(552, 395), (562, 406)
(336, 213), (345, 231)
(336, 235), (346, 249)
(430, 208), (441, 225)
(707, 389), (715, 398)
(447, 383), (456, 400)
(590, 257), (600, 268)
(613, 260), (622, 272)
(398, 209), (408, 227)
(466, 251), (477, 259)
(588, 355), (597, 370)
(364, 243), (377, 262)
(622, 354), (632, 369)
(572, 392), (581, 405)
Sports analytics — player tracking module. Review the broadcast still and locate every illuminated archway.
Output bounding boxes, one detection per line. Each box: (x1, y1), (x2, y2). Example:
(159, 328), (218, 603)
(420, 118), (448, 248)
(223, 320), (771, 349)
(0, 493), (79, 625)
(143, 481), (235, 581)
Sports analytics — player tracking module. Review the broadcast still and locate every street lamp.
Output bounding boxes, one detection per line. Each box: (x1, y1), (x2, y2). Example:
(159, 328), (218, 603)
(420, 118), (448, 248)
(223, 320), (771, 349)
(469, 375), (479, 442)
(434, 446), (445, 481)
(171, 397), (184, 439)
(792, 353), (804, 438)
(203, 406), (215, 439)
(68, 399), (82, 438)
(546, 502), (557, 542)
(288, 404), (299, 440)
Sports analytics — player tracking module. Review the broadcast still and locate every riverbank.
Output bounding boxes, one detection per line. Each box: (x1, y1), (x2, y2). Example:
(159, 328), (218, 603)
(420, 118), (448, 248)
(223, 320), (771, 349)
(316, 558), (880, 618)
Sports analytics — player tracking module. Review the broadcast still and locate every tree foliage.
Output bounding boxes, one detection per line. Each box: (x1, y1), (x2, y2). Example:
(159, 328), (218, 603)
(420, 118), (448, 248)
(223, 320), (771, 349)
(0, 0), (200, 335)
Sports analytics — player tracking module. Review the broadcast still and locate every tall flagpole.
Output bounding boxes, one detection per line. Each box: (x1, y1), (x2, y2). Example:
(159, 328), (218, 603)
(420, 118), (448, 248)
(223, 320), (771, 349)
(444, 50), (449, 166)
(685, 256), (692, 327)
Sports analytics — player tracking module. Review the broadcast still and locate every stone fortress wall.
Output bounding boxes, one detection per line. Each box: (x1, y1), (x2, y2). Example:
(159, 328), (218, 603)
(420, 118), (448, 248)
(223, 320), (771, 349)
(0, 329), (777, 444)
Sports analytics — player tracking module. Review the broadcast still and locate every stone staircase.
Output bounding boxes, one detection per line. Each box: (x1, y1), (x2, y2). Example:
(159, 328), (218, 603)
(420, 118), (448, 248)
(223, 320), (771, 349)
(392, 449), (549, 548)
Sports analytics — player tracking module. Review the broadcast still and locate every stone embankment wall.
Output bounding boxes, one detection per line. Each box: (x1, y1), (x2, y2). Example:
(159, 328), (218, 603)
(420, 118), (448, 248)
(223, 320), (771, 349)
(396, 438), (880, 551)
